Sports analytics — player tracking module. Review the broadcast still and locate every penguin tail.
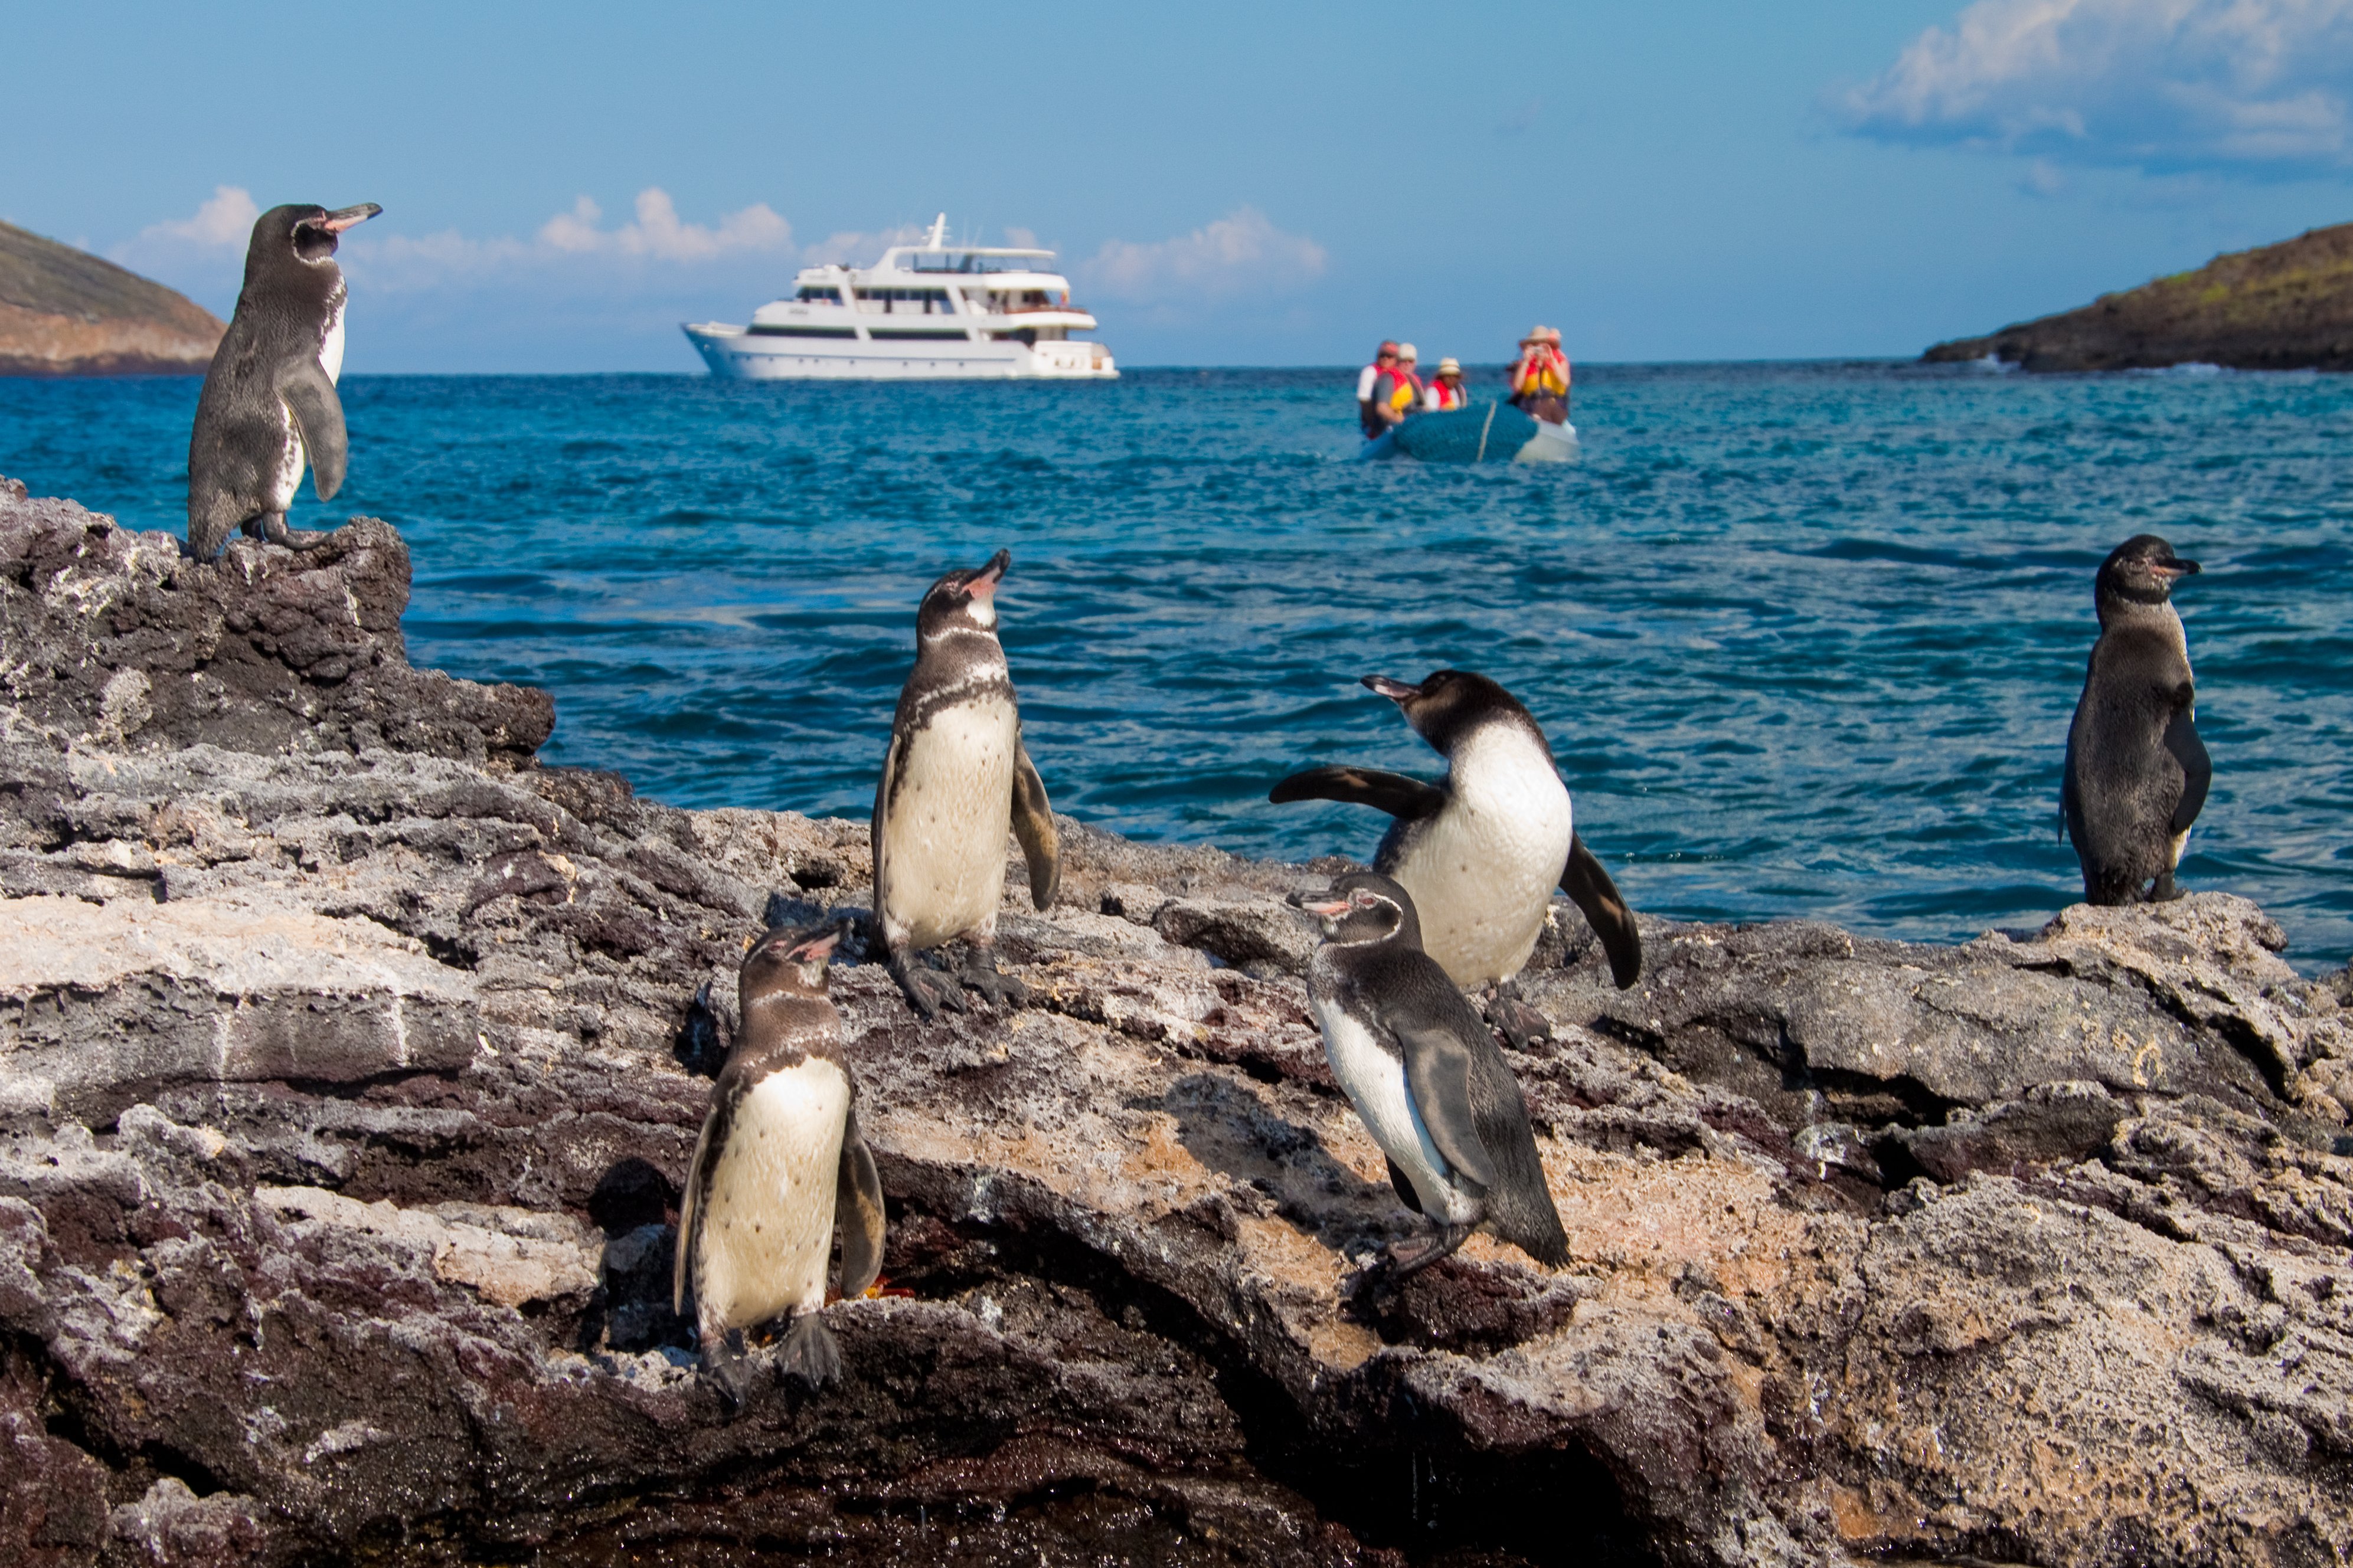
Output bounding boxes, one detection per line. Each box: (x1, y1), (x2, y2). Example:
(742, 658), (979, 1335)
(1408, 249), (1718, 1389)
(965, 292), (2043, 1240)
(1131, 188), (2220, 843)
(1501, 1204), (1571, 1269)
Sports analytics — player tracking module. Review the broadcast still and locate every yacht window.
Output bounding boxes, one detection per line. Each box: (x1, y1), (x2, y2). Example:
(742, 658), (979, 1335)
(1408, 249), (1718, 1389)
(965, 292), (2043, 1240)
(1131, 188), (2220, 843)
(795, 286), (842, 303)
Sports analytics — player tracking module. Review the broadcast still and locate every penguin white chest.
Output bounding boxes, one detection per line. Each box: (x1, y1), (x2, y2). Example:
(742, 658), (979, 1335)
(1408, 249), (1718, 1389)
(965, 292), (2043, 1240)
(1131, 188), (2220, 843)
(1309, 994), (1479, 1225)
(270, 407), (308, 513)
(883, 694), (1019, 950)
(320, 297), (347, 385)
(692, 1058), (851, 1333)
(1396, 731), (1575, 985)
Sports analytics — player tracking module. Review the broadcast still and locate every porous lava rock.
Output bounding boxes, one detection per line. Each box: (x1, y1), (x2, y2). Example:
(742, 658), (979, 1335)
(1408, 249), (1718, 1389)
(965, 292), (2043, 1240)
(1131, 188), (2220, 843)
(0, 485), (2347, 1567)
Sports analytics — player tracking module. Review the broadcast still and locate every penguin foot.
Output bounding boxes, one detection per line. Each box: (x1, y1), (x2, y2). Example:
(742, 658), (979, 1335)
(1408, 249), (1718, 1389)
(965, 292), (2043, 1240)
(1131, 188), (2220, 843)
(1381, 1222), (1475, 1283)
(1482, 983), (1553, 1052)
(777, 1314), (844, 1389)
(259, 515), (331, 551)
(955, 952), (1030, 1009)
(698, 1327), (767, 1411)
(888, 952), (967, 1020)
(2151, 870), (2185, 901)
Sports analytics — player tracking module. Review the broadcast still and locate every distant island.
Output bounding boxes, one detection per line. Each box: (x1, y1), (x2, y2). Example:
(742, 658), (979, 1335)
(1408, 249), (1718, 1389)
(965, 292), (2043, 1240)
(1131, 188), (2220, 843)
(0, 220), (224, 377)
(1924, 221), (2353, 373)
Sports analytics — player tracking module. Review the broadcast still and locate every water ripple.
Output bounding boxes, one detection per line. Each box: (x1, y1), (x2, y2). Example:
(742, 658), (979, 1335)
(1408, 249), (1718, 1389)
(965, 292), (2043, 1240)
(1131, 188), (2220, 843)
(5, 361), (2350, 968)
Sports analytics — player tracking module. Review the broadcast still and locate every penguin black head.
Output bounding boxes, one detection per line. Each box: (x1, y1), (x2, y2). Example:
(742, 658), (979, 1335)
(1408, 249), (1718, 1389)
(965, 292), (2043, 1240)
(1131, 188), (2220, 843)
(1289, 871), (1424, 950)
(917, 548), (1011, 639)
(244, 202), (381, 284)
(741, 920), (848, 1000)
(2094, 535), (2200, 618)
(1362, 669), (1536, 755)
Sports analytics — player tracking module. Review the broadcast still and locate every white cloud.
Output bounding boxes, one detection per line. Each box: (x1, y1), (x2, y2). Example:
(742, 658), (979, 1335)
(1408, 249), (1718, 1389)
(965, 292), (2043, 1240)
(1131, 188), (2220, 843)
(1840, 0), (2353, 174)
(1081, 208), (1327, 302)
(536, 189), (791, 261)
(120, 185), (259, 255)
(796, 224), (929, 267)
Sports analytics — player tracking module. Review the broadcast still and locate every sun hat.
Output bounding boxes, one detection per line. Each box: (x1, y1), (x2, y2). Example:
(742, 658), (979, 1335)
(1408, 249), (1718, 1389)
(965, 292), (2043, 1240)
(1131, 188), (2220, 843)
(1522, 324), (1548, 345)
(1397, 343), (1418, 361)
(1540, 326), (1563, 345)
(1436, 356), (1461, 375)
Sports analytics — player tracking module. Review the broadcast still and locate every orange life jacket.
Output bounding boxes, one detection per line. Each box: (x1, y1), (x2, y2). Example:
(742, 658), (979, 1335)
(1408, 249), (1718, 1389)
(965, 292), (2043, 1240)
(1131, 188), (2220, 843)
(1378, 366), (1423, 412)
(1430, 378), (1468, 410)
(1515, 348), (1568, 397)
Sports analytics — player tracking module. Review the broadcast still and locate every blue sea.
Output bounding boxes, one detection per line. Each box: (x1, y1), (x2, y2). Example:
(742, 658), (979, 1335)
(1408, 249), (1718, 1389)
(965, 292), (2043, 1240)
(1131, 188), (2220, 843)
(6, 363), (2351, 970)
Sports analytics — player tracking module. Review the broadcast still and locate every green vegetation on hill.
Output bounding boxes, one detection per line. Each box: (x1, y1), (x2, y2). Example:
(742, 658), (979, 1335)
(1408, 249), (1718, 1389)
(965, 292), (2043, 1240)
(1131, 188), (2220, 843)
(1926, 222), (2353, 373)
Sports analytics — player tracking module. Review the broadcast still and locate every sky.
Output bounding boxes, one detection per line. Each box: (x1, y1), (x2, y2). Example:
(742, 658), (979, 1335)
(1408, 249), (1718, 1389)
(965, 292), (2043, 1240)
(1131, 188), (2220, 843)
(7, 1), (2352, 371)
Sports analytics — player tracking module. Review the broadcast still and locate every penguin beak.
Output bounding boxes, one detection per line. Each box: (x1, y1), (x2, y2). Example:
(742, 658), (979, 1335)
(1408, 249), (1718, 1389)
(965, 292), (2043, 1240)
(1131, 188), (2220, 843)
(318, 203), (383, 233)
(1361, 675), (1422, 704)
(787, 931), (844, 963)
(2158, 558), (2201, 578)
(1287, 891), (1350, 917)
(965, 548), (1011, 602)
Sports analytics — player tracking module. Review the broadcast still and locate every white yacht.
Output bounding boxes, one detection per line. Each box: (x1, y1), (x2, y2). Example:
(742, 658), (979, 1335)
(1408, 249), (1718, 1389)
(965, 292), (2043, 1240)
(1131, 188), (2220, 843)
(683, 214), (1116, 381)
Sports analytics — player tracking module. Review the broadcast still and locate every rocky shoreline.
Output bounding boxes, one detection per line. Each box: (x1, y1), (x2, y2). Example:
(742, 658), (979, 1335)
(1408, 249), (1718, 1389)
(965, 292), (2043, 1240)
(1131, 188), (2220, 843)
(1923, 220), (2353, 374)
(2, 477), (2348, 1566)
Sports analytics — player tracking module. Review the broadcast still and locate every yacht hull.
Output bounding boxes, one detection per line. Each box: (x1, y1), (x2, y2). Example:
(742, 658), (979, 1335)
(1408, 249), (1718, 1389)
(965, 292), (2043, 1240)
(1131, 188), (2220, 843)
(684, 324), (1117, 381)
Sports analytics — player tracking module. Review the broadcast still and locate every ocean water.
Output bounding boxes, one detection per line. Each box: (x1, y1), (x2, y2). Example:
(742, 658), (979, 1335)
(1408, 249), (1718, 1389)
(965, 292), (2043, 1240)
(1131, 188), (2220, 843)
(5, 362), (2352, 970)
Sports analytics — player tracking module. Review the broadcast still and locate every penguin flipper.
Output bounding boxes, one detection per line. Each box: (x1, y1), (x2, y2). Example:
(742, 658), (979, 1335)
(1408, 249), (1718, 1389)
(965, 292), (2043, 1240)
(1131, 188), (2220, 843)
(1010, 738), (1060, 911)
(834, 1105), (887, 1300)
(1396, 1023), (1498, 1190)
(674, 1099), (723, 1320)
(277, 356), (349, 502)
(1560, 833), (1642, 989)
(1267, 765), (1443, 821)
(2165, 705), (2210, 837)
(871, 730), (901, 937)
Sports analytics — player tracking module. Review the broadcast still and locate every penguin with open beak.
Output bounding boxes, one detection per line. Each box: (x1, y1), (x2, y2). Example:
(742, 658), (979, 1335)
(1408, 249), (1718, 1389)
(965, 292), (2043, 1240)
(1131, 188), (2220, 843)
(1294, 872), (1570, 1280)
(675, 921), (885, 1396)
(871, 549), (1060, 1017)
(186, 201), (381, 561)
(1271, 669), (1640, 1047)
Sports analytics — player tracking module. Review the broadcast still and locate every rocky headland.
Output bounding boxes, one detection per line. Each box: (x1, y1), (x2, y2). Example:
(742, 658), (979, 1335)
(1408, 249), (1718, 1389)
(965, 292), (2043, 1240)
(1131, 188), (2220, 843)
(1924, 220), (2353, 374)
(1, 475), (2348, 1566)
(0, 224), (223, 378)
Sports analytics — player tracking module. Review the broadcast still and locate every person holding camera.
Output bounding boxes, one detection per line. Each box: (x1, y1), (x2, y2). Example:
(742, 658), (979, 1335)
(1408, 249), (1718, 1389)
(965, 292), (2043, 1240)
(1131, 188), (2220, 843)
(1508, 326), (1570, 415)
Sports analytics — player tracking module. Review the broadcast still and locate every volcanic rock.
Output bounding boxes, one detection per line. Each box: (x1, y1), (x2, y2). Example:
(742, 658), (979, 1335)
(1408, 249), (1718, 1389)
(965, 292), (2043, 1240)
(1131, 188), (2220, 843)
(1925, 220), (2353, 373)
(0, 480), (2347, 1566)
(0, 222), (224, 378)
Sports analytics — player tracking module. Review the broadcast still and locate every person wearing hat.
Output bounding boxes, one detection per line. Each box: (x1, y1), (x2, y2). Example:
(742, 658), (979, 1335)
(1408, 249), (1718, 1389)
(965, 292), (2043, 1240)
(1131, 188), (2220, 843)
(1508, 326), (1570, 414)
(1424, 356), (1470, 411)
(1369, 343), (1424, 433)
(1357, 340), (1399, 437)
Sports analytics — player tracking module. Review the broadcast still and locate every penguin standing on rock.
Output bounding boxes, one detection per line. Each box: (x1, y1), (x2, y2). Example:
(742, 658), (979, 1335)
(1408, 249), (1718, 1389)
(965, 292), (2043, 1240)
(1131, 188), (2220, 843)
(1293, 872), (1569, 1278)
(2063, 535), (2211, 905)
(675, 921), (886, 1394)
(1270, 670), (1640, 1046)
(185, 201), (380, 561)
(872, 549), (1060, 1017)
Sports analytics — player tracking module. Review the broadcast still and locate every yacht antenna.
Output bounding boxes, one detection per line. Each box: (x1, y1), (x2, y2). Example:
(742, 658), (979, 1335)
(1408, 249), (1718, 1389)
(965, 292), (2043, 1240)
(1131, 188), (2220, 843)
(926, 212), (947, 249)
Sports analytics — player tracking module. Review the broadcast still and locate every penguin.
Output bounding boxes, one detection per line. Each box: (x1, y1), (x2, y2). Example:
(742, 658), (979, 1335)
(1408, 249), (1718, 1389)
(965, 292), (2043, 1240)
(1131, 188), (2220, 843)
(1293, 872), (1569, 1277)
(871, 548), (1060, 1018)
(185, 201), (381, 562)
(674, 921), (886, 1393)
(1270, 670), (1640, 1044)
(2063, 535), (2210, 905)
